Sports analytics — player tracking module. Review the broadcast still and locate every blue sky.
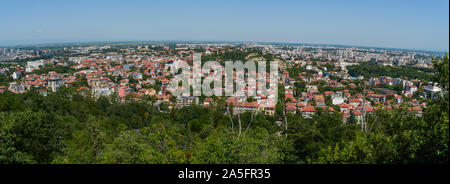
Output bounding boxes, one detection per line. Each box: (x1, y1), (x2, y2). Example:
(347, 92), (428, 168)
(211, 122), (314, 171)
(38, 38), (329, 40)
(0, 0), (448, 51)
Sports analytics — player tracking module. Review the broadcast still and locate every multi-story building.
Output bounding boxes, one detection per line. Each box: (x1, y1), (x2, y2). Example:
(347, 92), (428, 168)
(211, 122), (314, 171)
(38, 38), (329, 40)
(26, 60), (45, 73)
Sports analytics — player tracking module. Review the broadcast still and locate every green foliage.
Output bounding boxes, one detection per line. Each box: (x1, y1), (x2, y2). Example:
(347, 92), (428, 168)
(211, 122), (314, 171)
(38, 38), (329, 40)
(0, 110), (67, 163)
(418, 55), (449, 163)
(313, 56), (449, 164)
(191, 126), (295, 164)
(0, 129), (36, 164)
(347, 62), (433, 81)
(99, 130), (165, 164)
(313, 132), (397, 164)
(0, 74), (12, 86)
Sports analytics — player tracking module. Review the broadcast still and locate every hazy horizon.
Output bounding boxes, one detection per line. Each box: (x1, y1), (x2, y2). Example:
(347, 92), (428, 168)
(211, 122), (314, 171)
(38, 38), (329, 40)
(1, 0), (449, 52)
(0, 39), (448, 54)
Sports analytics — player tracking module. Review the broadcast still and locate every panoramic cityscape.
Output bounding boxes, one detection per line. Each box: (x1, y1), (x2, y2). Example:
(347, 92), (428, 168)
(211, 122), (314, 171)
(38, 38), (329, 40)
(0, 0), (448, 172)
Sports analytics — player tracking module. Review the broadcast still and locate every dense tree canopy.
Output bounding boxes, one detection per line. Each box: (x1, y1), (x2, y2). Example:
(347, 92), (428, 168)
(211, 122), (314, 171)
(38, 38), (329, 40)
(347, 62), (434, 81)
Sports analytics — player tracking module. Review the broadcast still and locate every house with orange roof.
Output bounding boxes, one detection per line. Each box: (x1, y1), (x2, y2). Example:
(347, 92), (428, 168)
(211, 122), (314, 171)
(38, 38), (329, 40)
(203, 98), (214, 108)
(369, 94), (386, 103)
(410, 106), (423, 117)
(324, 91), (334, 96)
(286, 102), (297, 114)
(349, 98), (362, 107)
(138, 88), (156, 96)
(8, 82), (26, 94)
(339, 103), (351, 113)
(300, 106), (316, 119)
(352, 110), (363, 124)
(264, 106), (275, 116)
(314, 95), (325, 106)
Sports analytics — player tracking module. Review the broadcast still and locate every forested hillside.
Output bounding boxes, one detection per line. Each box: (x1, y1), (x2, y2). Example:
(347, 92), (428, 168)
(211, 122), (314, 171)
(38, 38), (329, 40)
(347, 62), (435, 81)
